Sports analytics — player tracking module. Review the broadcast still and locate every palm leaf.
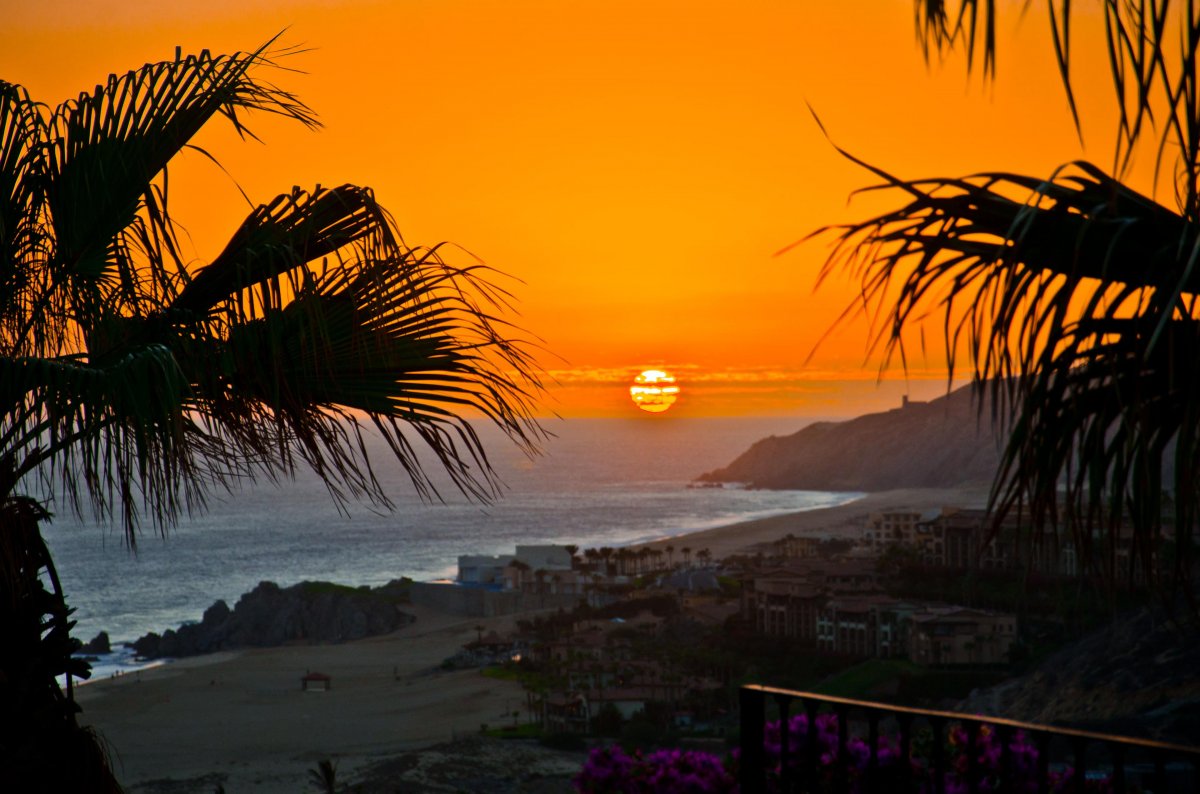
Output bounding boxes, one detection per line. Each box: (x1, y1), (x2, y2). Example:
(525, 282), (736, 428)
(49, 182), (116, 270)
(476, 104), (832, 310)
(171, 184), (394, 316)
(0, 82), (51, 352)
(0, 346), (200, 541)
(42, 37), (317, 318)
(148, 184), (542, 505)
(913, 1), (1200, 216)
(810, 150), (1199, 594)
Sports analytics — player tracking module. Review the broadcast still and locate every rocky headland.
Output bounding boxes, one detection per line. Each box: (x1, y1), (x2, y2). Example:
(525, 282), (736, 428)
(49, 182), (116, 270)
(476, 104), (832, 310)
(697, 385), (1002, 491)
(130, 579), (415, 659)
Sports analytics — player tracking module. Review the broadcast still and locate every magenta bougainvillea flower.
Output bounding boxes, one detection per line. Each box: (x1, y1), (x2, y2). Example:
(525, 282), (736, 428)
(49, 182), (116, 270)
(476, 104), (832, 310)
(573, 714), (1119, 793)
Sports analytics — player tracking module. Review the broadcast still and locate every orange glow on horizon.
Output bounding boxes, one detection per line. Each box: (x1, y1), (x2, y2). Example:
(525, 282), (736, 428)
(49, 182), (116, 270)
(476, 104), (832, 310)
(1, 0), (1133, 417)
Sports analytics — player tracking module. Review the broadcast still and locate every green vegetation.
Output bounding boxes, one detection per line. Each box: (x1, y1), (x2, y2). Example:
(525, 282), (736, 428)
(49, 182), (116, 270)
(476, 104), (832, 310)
(298, 581), (369, 598)
(483, 723), (542, 740)
(813, 659), (923, 699)
(481, 664), (522, 682)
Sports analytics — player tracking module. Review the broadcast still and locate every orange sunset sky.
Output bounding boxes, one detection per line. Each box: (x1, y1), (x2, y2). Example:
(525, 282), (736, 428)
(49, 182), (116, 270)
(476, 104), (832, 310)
(1, 0), (1132, 418)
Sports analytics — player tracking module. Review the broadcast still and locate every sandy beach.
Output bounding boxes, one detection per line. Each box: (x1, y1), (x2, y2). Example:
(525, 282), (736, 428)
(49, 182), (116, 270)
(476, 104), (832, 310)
(637, 485), (990, 559)
(77, 485), (987, 792)
(79, 605), (535, 792)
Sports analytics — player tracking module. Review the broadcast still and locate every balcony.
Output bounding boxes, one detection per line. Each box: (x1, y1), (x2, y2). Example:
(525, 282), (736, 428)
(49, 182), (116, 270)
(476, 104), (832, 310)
(739, 685), (1200, 792)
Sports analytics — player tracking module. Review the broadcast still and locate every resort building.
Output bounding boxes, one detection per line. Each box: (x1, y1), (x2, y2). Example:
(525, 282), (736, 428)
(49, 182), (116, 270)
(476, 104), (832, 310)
(742, 562), (1018, 665)
(863, 510), (929, 552)
(457, 554), (515, 585)
(815, 595), (919, 657)
(514, 544), (574, 572)
(907, 606), (1017, 666)
(744, 573), (824, 641)
(914, 506), (1129, 578)
(459, 544), (577, 590)
(741, 559), (883, 642)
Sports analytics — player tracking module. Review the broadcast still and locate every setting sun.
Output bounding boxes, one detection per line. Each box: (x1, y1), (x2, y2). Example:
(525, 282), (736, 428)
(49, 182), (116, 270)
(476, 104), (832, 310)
(630, 369), (680, 413)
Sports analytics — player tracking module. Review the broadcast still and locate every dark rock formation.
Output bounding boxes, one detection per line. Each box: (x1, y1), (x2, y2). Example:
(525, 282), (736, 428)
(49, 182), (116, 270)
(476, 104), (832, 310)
(79, 631), (110, 655)
(130, 580), (415, 659)
(697, 386), (1002, 491)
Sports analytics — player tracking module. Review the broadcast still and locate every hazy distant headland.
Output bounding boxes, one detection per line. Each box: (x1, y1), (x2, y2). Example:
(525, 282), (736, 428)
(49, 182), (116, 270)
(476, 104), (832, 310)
(697, 386), (1002, 491)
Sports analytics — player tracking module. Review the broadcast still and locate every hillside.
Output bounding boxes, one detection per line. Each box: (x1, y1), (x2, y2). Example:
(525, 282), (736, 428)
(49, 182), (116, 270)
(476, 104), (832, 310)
(959, 608), (1200, 746)
(697, 387), (1003, 491)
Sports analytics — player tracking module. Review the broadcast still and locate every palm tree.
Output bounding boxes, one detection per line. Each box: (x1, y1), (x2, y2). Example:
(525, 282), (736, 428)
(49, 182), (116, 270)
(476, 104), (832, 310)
(583, 547), (600, 572)
(650, 548), (664, 571)
(509, 558), (531, 590)
(598, 546), (615, 575)
(810, 1), (1200, 599)
(308, 758), (338, 793)
(0, 39), (544, 789)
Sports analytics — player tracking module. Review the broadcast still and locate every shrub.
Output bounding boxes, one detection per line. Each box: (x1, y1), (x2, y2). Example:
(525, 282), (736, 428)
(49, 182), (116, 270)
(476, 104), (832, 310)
(574, 713), (1118, 793)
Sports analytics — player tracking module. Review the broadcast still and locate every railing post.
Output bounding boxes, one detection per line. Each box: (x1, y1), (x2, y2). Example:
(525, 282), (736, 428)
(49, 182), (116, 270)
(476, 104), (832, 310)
(1109, 742), (1125, 793)
(997, 724), (1014, 794)
(1153, 748), (1167, 794)
(931, 716), (947, 794)
(1072, 737), (1087, 794)
(835, 704), (849, 794)
(804, 700), (820, 794)
(1036, 732), (1050, 794)
(777, 694), (793, 793)
(868, 713), (881, 791)
(739, 686), (765, 794)
(898, 714), (914, 793)
(966, 721), (980, 794)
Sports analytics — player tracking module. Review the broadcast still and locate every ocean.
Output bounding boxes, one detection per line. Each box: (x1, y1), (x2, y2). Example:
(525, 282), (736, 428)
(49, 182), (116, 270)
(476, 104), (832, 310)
(41, 416), (860, 674)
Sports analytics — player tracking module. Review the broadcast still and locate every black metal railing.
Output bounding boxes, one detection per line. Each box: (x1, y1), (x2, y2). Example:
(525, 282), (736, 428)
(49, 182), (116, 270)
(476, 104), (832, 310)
(739, 685), (1200, 793)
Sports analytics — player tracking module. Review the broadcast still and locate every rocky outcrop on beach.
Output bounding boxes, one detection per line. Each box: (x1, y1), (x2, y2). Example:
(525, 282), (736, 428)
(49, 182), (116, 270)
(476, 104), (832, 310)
(130, 579), (415, 659)
(79, 631), (111, 655)
(697, 386), (1002, 491)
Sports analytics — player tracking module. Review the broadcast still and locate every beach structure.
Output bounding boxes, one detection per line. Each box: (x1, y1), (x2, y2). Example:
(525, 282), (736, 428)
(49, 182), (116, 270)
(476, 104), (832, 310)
(514, 545), (573, 571)
(301, 671), (332, 691)
(457, 554), (516, 585)
(458, 544), (574, 588)
(418, 544), (598, 616)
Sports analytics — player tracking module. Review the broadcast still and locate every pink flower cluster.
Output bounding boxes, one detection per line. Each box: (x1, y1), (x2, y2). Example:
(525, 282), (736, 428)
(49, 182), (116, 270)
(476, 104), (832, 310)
(574, 713), (1120, 793)
(575, 745), (736, 793)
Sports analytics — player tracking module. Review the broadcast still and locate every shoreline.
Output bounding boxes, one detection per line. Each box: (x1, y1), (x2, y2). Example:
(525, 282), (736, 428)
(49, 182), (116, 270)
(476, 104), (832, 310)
(632, 484), (990, 560)
(75, 485), (991, 791)
(78, 485), (988, 683)
(77, 486), (870, 656)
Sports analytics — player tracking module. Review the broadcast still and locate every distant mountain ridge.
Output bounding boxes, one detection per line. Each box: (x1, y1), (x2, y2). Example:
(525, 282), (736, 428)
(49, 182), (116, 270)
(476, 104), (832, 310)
(697, 386), (1003, 491)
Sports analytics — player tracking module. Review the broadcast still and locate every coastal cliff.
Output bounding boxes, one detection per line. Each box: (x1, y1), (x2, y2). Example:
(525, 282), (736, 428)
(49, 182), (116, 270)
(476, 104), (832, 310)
(131, 579), (415, 659)
(697, 386), (1002, 491)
